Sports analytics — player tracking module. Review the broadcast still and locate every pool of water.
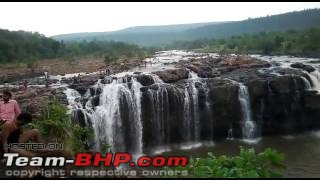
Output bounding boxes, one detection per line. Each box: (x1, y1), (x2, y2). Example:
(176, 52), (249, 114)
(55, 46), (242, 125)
(157, 131), (320, 178)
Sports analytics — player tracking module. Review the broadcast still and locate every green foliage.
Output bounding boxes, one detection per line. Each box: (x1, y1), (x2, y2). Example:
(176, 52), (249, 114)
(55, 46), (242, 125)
(30, 100), (94, 154)
(0, 29), (155, 64)
(166, 27), (320, 57)
(30, 100), (70, 142)
(162, 147), (286, 178)
(0, 29), (61, 63)
(65, 124), (94, 153)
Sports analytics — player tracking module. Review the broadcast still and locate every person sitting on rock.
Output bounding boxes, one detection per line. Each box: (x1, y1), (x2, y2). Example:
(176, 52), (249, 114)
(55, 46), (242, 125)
(0, 90), (21, 125)
(0, 112), (72, 178)
(0, 112), (48, 155)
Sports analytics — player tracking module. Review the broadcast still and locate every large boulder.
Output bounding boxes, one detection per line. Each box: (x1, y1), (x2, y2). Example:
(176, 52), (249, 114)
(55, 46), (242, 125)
(153, 68), (189, 83)
(248, 79), (269, 98)
(197, 65), (220, 78)
(290, 62), (315, 73)
(135, 74), (155, 86)
(269, 75), (306, 94)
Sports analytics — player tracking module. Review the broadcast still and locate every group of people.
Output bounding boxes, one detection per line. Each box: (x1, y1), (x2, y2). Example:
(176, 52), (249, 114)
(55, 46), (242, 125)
(0, 90), (48, 157)
(0, 90), (73, 177)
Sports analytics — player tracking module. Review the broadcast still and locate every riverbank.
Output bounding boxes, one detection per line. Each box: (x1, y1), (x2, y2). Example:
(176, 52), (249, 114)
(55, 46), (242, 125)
(0, 55), (146, 84)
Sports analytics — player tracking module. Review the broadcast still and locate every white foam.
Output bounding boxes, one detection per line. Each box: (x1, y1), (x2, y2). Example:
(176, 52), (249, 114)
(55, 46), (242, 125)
(241, 137), (262, 144)
(179, 142), (203, 150)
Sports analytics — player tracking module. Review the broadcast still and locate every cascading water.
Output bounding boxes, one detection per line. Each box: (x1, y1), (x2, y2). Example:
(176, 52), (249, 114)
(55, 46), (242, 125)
(64, 88), (83, 110)
(301, 76), (312, 90)
(308, 70), (320, 91)
(190, 81), (200, 141)
(238, 83), (257, 141)
(89, 77), (143, 156)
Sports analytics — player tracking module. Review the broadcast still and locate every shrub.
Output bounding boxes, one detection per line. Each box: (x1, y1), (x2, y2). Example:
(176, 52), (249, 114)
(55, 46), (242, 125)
(162, 147), (286, 178)
(30, 100), (94, 154)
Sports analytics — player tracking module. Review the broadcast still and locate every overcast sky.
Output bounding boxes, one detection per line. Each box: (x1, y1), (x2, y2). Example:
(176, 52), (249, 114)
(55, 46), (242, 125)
(0, 2), (319, 37)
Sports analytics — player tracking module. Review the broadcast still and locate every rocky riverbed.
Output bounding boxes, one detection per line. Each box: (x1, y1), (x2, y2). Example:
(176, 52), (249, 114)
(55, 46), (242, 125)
(2, 50), (320, 152)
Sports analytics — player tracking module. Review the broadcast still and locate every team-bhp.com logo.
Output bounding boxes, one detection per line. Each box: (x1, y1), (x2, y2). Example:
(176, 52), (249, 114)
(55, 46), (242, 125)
(3, 153), (188, 167)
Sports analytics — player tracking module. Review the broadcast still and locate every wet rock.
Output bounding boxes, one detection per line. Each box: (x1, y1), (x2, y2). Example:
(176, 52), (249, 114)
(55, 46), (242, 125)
(304, 93), (320, 109)
(197, 65), (220, 78)
(153, 68), (189, 83)
(71, 109), (87, 127)
(291, 62), (315, 73)
(69, 84), (88, 95)
(248, 79), (269, 98)
(269, 75), (305, 94)
(91, 96), (100, 107)
(136, 74), (155, 86)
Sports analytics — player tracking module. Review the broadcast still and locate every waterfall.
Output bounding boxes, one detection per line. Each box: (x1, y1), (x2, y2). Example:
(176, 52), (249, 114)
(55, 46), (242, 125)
(189, 71), (199, 79)
(147, 84), (171, 152)
(64, 88), (83, 110)
(183, 86), (192, 142)
(308, 70), (320, 91)
(64, 87), (91, 127)
(191, 81), (200, 141)
(90, 78), (143, 155)
(238, 83), (257, 141)
(227, 127), (234, 140)
(301, 76), (312, 90)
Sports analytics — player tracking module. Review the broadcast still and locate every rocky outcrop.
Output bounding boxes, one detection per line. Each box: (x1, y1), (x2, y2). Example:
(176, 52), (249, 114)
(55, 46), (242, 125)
(136, 74), (155, 86)
(153, 68), (189, 83)
(0, 86), (68, 120)
(269, 75), (307, 94)
(291, 62), (315, 73)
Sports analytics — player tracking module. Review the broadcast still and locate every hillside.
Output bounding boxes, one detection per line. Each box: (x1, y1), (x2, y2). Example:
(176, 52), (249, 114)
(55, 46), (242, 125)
(52, 22), (224, 44)
(0, 29), (154, 64)
(52, 9), (320, 46)
(166, 27), (320, 57)
(183, 8), (320, 40)
(0, 29), (62, 63)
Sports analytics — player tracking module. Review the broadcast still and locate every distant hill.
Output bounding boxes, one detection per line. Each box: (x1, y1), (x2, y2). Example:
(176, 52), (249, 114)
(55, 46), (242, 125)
(52, 8), (320, 46)
(52, 22), (223, 44)
(183, 8), (320, 40)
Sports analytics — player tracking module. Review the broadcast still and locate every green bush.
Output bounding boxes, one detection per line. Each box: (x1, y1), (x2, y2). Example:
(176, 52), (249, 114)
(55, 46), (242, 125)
(65, 124), (94, 153)
(30, 100), (71, 142)
(30, 100), (94, 154)
(163, 147), (286, 178)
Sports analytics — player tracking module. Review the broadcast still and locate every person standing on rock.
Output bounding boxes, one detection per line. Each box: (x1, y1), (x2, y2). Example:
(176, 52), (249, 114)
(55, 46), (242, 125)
(23, 80), (28, 91)
(44, 71), (49, 87)
(0, 90), (21, 124)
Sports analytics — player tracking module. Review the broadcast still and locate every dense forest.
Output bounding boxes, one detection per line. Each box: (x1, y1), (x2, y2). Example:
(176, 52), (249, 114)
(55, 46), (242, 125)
(0, 29), (62, 62)
(165, 27), (320, 57)
(0, 29), (155, 63)
(52, 9), (320, 46)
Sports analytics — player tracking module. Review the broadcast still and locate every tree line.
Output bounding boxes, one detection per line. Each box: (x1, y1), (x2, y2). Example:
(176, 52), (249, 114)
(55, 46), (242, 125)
(0, 29), (157, 64)
(165, 27), (320, 57)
